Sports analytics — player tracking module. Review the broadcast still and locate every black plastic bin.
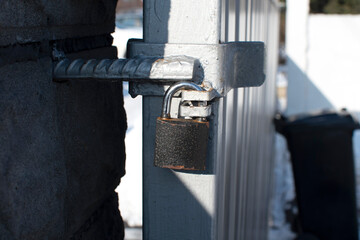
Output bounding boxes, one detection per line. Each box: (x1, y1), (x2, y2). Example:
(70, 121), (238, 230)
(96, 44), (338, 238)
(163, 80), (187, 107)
(275, 111), (360, 240)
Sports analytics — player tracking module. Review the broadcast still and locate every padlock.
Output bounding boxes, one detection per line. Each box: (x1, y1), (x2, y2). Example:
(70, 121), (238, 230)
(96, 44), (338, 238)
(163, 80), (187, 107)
(154, 82), (209, 171)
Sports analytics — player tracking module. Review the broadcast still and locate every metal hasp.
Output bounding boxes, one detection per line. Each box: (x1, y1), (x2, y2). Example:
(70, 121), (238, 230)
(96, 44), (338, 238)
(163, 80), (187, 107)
(128, 41), (266, 97)
(53, 55), (200, 83)
(154, 82), (209, 171)
(52, 41), (266, 96)
(52, 41), (265, 97)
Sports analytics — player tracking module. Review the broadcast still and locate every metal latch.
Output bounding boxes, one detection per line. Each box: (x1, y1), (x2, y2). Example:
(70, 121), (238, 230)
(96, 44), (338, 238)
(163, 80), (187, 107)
(52, 41), (265, 118)
(126, 40), (265, 97)
(53, 41), (265, 94)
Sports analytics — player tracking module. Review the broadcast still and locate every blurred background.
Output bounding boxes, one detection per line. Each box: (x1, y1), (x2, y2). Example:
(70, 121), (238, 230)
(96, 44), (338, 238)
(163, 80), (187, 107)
(272, 0), (360, 239)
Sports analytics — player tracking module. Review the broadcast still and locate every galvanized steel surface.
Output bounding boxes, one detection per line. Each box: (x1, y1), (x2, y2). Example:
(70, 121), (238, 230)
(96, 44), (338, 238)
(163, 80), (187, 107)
(128, 41), (266, 96)
(215, 0), (279, 239)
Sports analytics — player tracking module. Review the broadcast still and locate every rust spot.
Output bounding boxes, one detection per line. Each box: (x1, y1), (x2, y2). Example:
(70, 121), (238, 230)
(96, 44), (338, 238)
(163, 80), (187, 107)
(161, 165), (205, 171)
(200, 82), (207, 88)
(154, 58), (165, 64)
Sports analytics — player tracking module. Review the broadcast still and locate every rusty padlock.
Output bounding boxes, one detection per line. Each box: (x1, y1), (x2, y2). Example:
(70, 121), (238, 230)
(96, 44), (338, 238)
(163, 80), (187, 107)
(154, 82), (209, 170)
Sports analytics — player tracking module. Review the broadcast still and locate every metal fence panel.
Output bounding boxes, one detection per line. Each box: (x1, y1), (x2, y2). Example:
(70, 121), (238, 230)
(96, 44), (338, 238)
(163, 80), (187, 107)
(215, 1), (280, 239)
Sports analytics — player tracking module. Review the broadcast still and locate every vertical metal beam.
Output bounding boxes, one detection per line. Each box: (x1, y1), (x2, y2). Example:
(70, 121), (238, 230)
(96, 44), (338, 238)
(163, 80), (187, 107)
(142, 1), (221, 239)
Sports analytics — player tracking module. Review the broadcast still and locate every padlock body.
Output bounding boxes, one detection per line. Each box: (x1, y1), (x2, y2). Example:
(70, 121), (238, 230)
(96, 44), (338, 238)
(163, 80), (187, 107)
(154, 117), (209, 170)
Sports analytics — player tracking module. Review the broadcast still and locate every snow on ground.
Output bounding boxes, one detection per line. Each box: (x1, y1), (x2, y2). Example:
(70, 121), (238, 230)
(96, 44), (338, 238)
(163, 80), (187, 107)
(112, 25), (143, 229)
(124, 227), (142, 240)
(268, 134), (296, 240)
(112, 26), (142, 58)
(115, 83), (143, 227)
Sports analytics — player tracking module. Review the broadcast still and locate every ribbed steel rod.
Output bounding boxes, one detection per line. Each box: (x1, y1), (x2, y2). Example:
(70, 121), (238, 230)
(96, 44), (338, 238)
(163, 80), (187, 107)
(53, 55), (198, 82)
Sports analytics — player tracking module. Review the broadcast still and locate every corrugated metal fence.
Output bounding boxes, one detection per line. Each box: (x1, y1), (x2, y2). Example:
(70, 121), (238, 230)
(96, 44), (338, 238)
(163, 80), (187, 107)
(215, 0), (280, 239)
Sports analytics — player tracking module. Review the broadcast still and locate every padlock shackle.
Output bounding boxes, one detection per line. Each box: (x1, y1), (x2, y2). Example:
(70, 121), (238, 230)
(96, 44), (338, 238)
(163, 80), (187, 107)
(161, 82), (203, 119)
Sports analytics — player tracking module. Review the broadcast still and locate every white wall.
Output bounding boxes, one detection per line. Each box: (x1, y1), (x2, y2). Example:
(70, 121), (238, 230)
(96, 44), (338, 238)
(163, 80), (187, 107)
(307, 15), (360, 112)
(286, 0), (310, 115)
(286, 0), (360, 115)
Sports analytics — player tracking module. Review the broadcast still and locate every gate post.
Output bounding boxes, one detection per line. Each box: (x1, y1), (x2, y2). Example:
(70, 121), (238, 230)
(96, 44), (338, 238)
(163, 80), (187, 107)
(140, 1), (221, 239)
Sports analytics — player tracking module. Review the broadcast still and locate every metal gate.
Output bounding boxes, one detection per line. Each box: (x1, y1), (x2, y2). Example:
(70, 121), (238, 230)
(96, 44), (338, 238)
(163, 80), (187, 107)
(138, 0), (280, 239)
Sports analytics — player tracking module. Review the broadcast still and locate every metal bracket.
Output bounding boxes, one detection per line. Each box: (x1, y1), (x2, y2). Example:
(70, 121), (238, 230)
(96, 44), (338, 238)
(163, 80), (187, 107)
(168, 88), (216, 119)
(52, 40), (265, 100)
(177, 88), (216, 118)
(180, 105), (212, 118)
(128, 40), (265, 97)
(181, 89), (217, 102)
